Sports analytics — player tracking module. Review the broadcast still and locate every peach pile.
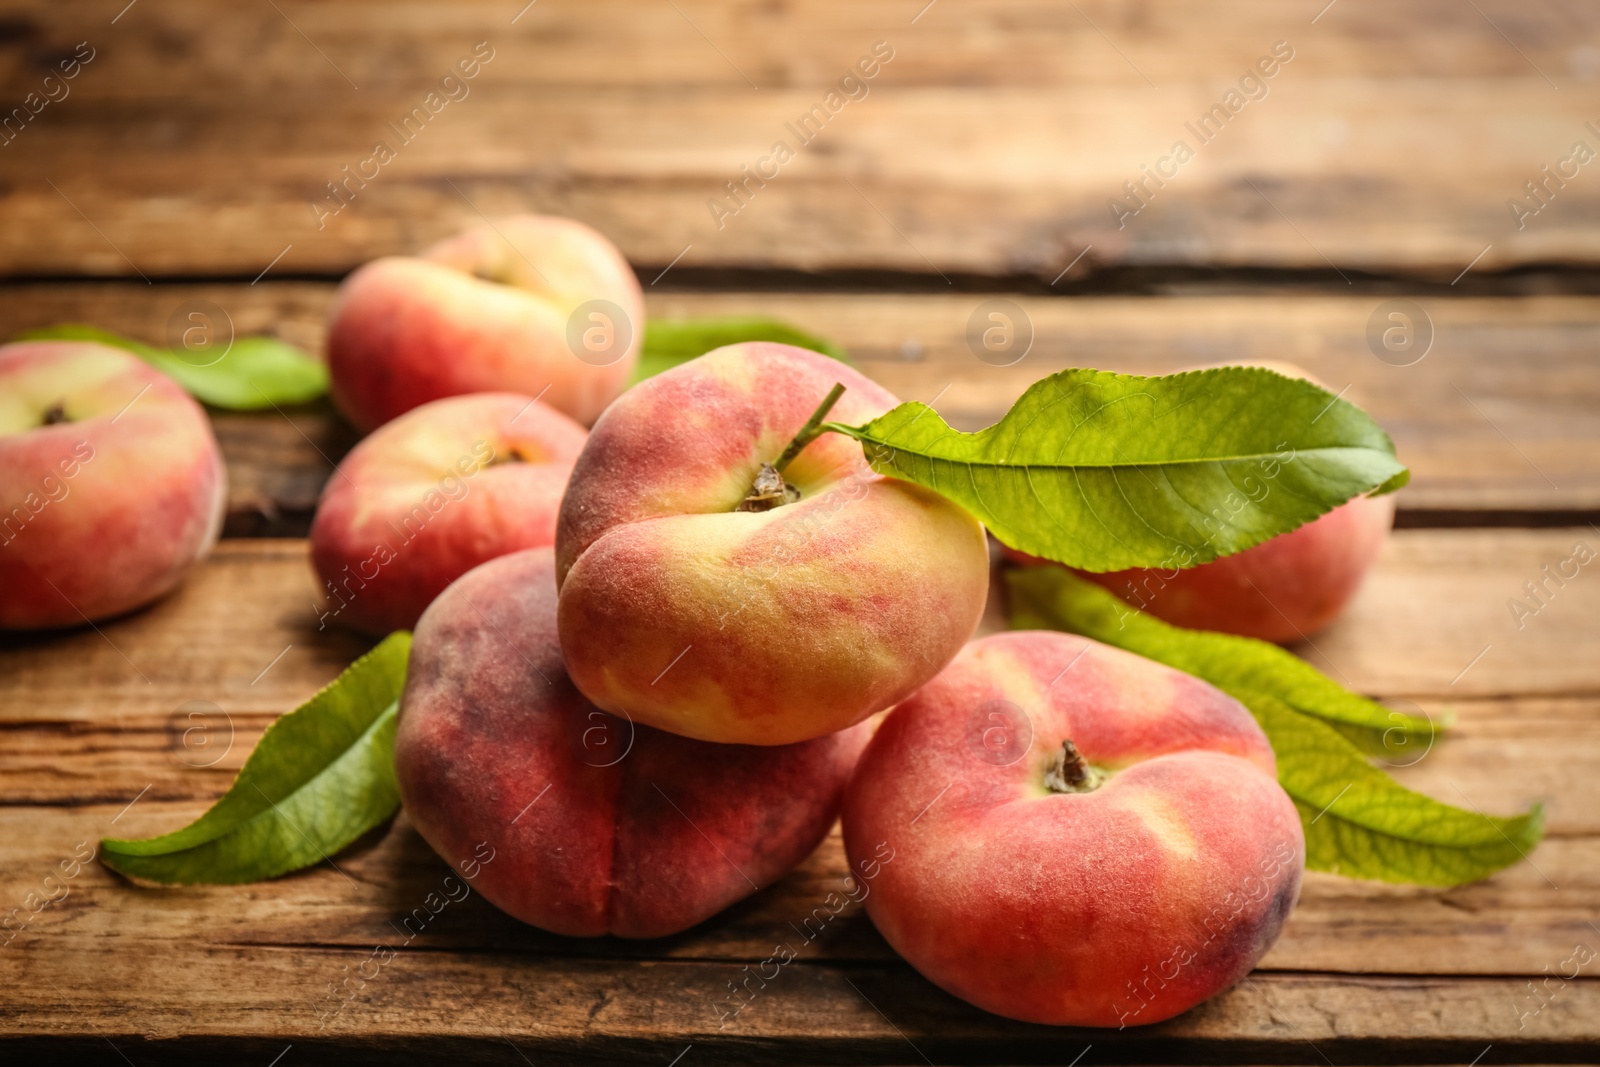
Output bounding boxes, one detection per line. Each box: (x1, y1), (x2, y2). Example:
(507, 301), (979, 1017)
(843, 630), (1303, 1026)
(317, 303), (1318, 1015)
(369, 338), (992, 945)
(28, 214), (1349, 1027)
(0, 341), (225, 629)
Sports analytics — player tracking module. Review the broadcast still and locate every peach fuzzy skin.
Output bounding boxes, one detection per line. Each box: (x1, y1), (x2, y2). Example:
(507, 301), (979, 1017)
(555, 342), (990, 746)
(395, 547), (871, 938)
(309, 392), (585, 634)
(1070, 494), (1392, 642)
(326, 215), (644, 430)
(1005, 359), (1394, 643)
(0, 342), (225, 630)
(842, 630), (1303, 1028)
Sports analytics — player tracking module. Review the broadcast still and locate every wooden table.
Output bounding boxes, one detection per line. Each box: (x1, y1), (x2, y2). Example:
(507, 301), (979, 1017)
(3, 2), (1598, 1062)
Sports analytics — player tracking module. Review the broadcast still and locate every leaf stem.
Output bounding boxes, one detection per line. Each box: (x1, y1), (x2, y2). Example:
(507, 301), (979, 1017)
(774, 382), (847, 473)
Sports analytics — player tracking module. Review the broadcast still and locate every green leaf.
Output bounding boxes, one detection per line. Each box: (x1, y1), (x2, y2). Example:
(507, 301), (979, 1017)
(1260, 695), (1546, 885)
(1370, 468), (1411, 497)
(1007, 560), (1435, 748)
(100, 633), (411, 885)
(19, 324), (328, 410)
(634, 316), (848, 384)
(1007, 566), (1545, 886)
(828, 366), (1408, 572)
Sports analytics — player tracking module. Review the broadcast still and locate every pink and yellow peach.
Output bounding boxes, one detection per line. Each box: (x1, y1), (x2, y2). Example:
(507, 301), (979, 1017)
(395, 547), (870, 938)
(309, 391), (586, 634)
(555, 342), (991, 746)
(326, 215), (644, 430)
(0, 341), (225, 630)
(843, 630), (1303, 1027)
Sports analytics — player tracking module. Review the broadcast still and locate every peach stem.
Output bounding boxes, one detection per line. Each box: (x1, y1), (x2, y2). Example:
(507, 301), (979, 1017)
(1044, 739), (1104, 794)
(773, 382), (847, 473)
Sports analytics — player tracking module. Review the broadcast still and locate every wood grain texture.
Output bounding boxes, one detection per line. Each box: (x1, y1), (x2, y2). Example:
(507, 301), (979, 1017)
(3, 283), (1598, 526)
(0, 1), (1596, 277)
(5, 945), (1597, 1064)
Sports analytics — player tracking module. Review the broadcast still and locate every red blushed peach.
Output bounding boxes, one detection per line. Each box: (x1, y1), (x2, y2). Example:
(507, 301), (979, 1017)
(842, 630), (1303, 1027)
(309, 392), (586, 634)
(0, 342), (225, 630)
(1069, 493), (1393, 642)
(1005, 360), (1395, 642)
(554, 342), (990, 746)
(326, 215), (643, 430)
(395, 547), (870, 938)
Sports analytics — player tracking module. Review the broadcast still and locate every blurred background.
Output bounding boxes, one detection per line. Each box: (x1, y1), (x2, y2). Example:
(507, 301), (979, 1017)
(2, 0), (1597, 537)
(3, 4), (1600, 1061)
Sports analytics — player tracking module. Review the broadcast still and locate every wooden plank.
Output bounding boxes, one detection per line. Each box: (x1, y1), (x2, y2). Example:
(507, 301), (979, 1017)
(0, 1), (1596, 277)
(1305, 528), (1600, 698)
(4, 283), (1599, 519)
(211, 409), (361, 537)
(3, 945), (1598, 1063)
(5, 0), (1585, 95)
(0, 541), (373, 812)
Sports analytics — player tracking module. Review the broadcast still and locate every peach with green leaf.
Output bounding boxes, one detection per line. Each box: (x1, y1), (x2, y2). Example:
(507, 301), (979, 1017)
(1007, 564), (1546, 888)
(556, 355), (1407, 747)
(842, 629), (1304, 1027)
(1002, 361), (1397, 642)
(554, 342), (992, 746)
